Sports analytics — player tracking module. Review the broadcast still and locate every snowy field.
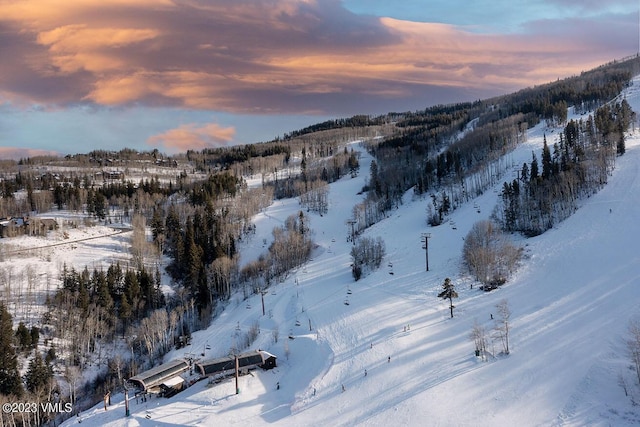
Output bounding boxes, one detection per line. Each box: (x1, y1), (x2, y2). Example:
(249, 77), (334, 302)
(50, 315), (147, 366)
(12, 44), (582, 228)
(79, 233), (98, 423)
(51, 78), (640, 426)
(0, 213), (133, 325)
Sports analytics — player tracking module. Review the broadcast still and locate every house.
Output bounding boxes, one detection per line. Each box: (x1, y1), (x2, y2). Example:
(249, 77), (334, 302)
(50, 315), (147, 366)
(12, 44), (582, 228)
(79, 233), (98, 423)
(2, 217), (59, 237)
(103, 170), (124, 180)
(260, 351), (277, 369)
(0, 218), (12, 237)
(26, 217), (57, 236)
(0, 217), (23, 238)
(39, 218), (58, 231)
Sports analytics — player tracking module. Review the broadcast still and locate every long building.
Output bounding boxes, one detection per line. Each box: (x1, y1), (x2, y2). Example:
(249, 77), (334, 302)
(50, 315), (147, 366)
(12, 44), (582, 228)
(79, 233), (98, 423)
(127, 359), (190, 393)
(195, 350), (277, 379)
(127, 350), (277, 396)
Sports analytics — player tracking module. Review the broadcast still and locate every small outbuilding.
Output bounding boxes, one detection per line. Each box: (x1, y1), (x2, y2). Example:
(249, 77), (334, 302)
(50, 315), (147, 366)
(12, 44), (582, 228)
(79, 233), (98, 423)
(159, 376), (185, 398)
(260, 351), (277, 370)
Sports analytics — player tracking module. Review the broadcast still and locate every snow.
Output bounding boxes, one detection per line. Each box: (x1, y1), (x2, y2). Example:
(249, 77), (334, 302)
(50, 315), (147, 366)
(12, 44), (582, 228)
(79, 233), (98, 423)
(53, 77), (640, 426)
(0, 213), (132, 326)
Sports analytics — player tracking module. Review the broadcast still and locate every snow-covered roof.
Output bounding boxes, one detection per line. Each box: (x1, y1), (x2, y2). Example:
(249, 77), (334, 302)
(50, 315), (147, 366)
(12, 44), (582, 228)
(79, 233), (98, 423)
(161, 376), (185, 388)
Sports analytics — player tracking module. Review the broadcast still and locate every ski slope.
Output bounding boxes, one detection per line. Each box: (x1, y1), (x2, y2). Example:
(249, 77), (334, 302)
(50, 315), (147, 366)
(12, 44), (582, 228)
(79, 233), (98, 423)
(65, 79), (640, 426)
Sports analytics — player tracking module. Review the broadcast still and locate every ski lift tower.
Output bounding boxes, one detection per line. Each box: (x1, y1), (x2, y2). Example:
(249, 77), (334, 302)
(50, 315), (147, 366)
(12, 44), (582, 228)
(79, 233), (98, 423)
(421, 233), (431, 272)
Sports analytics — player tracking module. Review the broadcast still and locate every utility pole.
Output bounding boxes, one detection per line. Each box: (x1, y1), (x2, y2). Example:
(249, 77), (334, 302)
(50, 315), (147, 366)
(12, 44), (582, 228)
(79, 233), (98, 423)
(124, 383), (130, 417)
(421, 233), (432, 272)
(261, 289), (266, 316)
(235, 355), (240, 394)
(347, 219), (356, 244)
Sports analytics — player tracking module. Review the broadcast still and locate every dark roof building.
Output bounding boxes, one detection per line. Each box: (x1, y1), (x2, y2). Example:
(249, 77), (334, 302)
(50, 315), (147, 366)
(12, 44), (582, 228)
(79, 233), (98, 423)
(127, 359), (190, 392)
(195, 350), (277, 378)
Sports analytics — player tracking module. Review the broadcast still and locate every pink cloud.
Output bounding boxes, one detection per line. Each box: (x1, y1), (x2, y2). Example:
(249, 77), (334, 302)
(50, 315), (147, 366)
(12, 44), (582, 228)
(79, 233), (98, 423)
(147, 122), (236, 153)
(36, 25), (160, 74)
(0, 0), (636, 115)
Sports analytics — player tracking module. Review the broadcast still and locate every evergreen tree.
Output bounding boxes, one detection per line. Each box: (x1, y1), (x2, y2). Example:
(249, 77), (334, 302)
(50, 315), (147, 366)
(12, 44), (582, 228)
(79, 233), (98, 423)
(502, 181), (520, 231)
(348, 150), (359, 177)
(438, 278), (459, 318)
(301, 146), (308, 190)
(185, 218), (204, 292)
(86, 188), (95, 217)
(30, 326), (39, 350)
(94, 191), (106, 220)
(124, 270), (140, 311)
(107, 262), (123, 297)
(16, 321), (31, 351)
(0, 303), (23, 396)
(520, 162), (529, 183)
(24, 351), (53, 394)
(45, 346), (56, 365)
(150, 207), (165, 243)
(154, 267), (165, 309)
(165, 204), (181, 248)
(77, 280), (90, 313)
(617, 118), (626, 155)
(530, 152), (539, 181)
(92, 269), (113, 310)
(439, 191), (451, 221)
(369, 160), (381, 196)
(119, 293), (132, 336)
(541, 136), (553, 180)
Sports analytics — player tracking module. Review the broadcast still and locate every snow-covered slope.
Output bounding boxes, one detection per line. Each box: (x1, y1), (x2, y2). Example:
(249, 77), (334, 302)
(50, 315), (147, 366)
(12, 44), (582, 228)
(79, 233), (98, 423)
(65, 79), (640, 427)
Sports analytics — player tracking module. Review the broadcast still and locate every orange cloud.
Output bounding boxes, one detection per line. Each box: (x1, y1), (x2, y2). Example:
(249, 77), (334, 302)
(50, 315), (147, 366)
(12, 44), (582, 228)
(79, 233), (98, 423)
(147, 122), (236, 153)
(0, 0), (635, 114)
(0, 0), (175, 28)
(36, 25), (159, 74)
(87, 72), (166, 104)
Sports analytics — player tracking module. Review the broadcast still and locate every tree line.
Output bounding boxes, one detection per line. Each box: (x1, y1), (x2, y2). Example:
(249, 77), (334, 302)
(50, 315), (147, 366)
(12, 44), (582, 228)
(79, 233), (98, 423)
(497, 100), (634, 236)
(345, 56), (639, 239)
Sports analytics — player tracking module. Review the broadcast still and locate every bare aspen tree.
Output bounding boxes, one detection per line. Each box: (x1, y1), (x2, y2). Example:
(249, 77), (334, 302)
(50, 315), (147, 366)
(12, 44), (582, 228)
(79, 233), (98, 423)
(469, 319), (488, 360)
(109, 354), (125, 385)
(618, 372), (629, 397)
(207, 256), (238, 301)
(26, 265), (37, 324)
(627, 319), (640, 385)
(64, 365), (80, 409)
(463, 220), (521, 289)
(131, 213), (147, 269)
(247, 320), (260, 347)
(137, 308), (169, 363)
(299, 180), (330, 215)
(494, 299), (511, 354)
(350, 236), (386, 281)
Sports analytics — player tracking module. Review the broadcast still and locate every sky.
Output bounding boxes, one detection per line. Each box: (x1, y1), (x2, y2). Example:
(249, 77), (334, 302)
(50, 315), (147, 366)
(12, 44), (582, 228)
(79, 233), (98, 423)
(0, 0), (638, 159)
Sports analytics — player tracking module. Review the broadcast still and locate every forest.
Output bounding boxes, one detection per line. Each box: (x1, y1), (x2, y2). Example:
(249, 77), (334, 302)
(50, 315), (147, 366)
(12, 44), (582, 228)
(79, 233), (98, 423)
(0, 55), (638, 426)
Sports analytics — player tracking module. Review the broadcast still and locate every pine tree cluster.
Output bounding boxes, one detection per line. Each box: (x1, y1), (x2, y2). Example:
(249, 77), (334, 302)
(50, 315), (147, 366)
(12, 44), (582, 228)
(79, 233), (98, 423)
(498, 100), (634, 236)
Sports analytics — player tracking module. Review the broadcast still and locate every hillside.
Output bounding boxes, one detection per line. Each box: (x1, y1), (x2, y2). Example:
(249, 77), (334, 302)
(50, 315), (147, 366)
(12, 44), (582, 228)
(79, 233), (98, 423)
(61, 76), (640, 426)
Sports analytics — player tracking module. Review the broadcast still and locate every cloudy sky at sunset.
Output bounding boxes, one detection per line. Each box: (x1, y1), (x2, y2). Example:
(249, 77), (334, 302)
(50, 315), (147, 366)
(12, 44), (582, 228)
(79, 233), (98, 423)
(0, 0), (637, 159)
